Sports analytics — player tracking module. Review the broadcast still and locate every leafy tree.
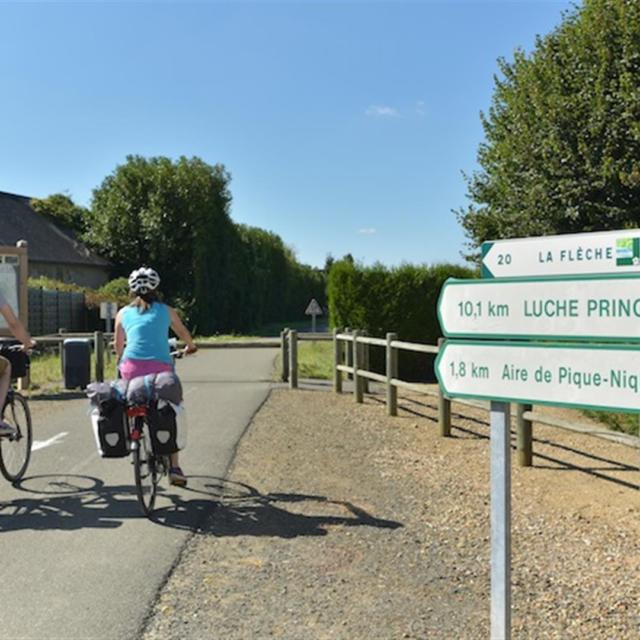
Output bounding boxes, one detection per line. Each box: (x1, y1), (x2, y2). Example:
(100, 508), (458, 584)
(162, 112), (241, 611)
(327, 259), (475, 379)
(457, 0), (640, 261)
(83, 154), (326, 334)
(84, 155), (235, 333)
(31, 193), (89, 235)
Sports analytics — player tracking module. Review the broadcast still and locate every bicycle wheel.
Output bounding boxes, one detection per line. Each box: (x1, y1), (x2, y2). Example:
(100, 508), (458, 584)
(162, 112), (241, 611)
(133, 418), (158, 516)
(0, 392), (33, 483)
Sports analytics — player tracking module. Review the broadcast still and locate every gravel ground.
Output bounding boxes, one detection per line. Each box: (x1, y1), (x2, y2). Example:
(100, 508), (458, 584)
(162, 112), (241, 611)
(142, 387), (639, 640)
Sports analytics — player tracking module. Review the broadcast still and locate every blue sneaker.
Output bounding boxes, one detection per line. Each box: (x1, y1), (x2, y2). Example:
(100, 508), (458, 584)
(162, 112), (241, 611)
(169, 466), (187, 487)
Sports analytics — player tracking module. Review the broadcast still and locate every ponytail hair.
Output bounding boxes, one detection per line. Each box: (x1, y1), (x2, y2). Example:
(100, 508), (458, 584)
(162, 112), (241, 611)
(129, 289), (160, 313)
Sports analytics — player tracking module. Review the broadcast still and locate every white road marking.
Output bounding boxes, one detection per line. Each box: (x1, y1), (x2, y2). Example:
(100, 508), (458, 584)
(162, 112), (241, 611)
(31, 431), (69, 452)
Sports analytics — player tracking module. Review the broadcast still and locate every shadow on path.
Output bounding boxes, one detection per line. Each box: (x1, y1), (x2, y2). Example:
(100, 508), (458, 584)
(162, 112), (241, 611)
(152, 476), (404, 538)
(0, 474), (403, 538)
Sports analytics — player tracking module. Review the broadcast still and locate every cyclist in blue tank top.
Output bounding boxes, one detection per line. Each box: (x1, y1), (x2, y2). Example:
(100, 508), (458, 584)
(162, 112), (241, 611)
(114, 267), (197, 487)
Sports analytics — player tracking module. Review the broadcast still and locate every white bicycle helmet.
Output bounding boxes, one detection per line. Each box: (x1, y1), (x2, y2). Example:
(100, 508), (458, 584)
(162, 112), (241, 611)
(128, 267), (160, 295)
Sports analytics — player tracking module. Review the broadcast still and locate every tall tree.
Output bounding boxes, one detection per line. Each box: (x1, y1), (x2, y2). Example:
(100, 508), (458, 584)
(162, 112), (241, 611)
(84, 155), (235, 332)
(457, 0), (640, 261)
(31, 193), (89, 235)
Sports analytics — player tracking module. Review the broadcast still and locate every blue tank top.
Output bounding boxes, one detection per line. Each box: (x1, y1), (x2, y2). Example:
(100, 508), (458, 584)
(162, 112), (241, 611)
(121, 303), (172, 364)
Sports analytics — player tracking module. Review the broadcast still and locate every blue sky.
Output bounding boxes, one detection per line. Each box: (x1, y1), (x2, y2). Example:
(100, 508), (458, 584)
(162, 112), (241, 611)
(0, 0), (575, 269)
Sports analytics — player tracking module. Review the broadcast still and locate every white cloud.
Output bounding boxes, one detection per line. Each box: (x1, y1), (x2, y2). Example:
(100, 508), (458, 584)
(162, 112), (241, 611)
(358, 228), (377, 235)
(416, 100), (426, 116)
(365, 105), (399, 118)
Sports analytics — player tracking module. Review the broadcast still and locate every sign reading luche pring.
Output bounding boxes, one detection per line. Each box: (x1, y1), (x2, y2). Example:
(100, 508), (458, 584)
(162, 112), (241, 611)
(438, 273), (640, 341)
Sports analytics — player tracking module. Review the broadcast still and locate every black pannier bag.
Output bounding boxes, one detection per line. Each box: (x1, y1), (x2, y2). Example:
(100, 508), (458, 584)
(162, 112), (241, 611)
(0, 340), (29, 379)
(87, 381), (129, 458)
(146, 401), (179, 455)
(94, 398), (129, 458)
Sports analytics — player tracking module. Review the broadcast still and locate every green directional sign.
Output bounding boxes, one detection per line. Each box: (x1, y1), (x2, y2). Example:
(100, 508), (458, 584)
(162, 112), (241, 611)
(481, 228), (640, 278)
(436, 340), (640, 413)
(438, 272), (640, 342)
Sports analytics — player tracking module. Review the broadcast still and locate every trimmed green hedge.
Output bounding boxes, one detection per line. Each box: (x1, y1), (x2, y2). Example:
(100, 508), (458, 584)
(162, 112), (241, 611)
(327, 260), (477, 380)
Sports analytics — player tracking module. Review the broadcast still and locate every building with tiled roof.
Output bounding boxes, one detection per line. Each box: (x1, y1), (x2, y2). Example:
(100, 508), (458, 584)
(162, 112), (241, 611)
(0, 191), (110, 288)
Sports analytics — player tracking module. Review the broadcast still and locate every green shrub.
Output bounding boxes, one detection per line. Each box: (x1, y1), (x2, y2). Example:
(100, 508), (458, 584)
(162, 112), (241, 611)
(327, 260), (477, 380)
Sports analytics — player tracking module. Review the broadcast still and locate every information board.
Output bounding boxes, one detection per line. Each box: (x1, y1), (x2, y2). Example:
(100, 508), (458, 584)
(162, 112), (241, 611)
(0, 246), (27, 334)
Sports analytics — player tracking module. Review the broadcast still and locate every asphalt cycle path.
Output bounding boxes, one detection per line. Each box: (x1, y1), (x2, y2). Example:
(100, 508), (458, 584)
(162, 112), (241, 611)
(0, 348), (277, 640)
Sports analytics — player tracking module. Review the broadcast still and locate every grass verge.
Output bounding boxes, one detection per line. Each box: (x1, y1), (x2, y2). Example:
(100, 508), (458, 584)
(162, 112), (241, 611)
(28, 352), (117, 392)
(582, 409), (640, 437)
(273, 341), (333, 381)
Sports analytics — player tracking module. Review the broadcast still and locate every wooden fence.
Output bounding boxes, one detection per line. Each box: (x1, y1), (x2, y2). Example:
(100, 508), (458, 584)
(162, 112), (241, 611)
(283, 328), (639, 466)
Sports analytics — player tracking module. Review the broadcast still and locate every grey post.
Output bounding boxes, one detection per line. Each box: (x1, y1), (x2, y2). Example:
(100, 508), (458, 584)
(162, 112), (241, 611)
(437, 338), (451, 436)
(281, 328), (290, 382)
(345, 327), (352, 380)
(333, 328), (343, 393)
(362, 330), (370, 394)
(516, 403), (533, 467)
(94, 330), (104, 383)
(288, 329), (298, 389)
(386, 332), (398, 416)
(352, 330), (363, 403)
(491, 401), (512, 640)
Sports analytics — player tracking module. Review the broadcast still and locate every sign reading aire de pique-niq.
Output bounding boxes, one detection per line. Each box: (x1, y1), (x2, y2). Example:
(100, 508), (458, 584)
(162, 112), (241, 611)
(436, 341), (640, 413)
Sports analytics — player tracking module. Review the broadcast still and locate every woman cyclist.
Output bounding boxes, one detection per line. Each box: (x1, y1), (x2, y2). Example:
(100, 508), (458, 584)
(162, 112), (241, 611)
(114, 267), (197, 487)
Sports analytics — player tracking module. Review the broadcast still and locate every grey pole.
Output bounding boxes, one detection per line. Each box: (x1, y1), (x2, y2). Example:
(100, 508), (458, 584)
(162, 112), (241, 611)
(94, 331), (104, 383)
(333, 328), (343, 393)
(288, 329), (298, 389)
(516, 403), (533, 467)
(281, 329), (289, 382)
(490, 401), (511, 640)
(437, 338), (451, 436)
(352, 330), (362, 403)
(386, 332), (398, 416)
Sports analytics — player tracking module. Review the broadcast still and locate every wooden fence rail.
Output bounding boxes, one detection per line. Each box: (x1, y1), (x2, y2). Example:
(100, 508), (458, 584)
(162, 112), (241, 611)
(283, 327), (639, 464)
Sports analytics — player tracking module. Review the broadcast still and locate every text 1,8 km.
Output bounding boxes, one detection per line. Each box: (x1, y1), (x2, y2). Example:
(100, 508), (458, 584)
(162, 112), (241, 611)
(448, 360), (490, 380)
(457, 300), (510, 318)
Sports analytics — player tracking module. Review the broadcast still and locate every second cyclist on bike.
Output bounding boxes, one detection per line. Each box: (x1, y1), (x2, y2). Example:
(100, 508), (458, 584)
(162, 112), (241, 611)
(0, 288), (35, 436)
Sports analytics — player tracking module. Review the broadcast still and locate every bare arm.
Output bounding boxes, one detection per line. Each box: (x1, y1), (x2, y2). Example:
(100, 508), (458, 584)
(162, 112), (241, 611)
(114, 309), (126, 361)
(0, 304), (34, 349)
(169, 307), (197, 353)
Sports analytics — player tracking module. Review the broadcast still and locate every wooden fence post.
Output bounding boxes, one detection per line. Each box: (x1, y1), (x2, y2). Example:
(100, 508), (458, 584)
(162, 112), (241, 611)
(361, 330), (370, 394)
(516, 403), (533, 467)
(281, 328), (290, 382)
(438, 337), (451, 436)
(288, 329), (298, 389)
(386, 332), (398, 416)
(94, 330), (104, 383)
(344, 327), (354, 380)
(352, 330), (363, 403)
(333, 328), (343, 393)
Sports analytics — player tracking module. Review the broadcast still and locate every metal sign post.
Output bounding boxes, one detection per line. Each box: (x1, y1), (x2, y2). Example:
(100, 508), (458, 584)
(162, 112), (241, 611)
(100, 302), (118, 363)
(490, 401), (511, 640)
(305, 298), (323, 333)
